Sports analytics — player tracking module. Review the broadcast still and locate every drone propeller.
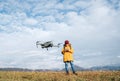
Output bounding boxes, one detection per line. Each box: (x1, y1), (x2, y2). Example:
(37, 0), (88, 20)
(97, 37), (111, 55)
(36, 41), (41, 48)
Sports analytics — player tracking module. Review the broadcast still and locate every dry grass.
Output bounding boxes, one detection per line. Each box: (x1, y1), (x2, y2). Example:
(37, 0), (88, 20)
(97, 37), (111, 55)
(0, 71), (120, 81)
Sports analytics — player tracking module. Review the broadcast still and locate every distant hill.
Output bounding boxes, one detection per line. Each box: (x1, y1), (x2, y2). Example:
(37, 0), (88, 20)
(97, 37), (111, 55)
(74, 65), (87, 71)
(90, 65), (120, 71)
(0, 64), (120, 71)
(0, 68), (32, 71)
(60, 64), (120, 71)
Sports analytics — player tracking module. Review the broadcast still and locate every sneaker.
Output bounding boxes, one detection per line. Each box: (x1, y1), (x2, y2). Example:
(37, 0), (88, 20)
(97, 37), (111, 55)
(73, 72), (78, 75)
(66, 72), (69, 75)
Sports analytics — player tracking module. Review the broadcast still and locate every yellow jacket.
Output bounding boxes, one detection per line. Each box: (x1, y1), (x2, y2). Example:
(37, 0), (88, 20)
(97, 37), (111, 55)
(61, 44), (74, 62)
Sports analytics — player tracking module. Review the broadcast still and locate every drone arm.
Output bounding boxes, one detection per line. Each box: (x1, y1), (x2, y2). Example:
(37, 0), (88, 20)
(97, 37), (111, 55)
(53, 43), (62, 48)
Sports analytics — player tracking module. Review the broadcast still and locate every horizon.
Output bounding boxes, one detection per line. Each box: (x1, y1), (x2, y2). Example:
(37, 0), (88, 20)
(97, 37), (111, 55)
(0, 63), (120, 71)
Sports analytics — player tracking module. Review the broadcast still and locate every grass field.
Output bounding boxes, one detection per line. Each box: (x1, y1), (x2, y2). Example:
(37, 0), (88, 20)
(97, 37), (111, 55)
(0, 71), (120, 81)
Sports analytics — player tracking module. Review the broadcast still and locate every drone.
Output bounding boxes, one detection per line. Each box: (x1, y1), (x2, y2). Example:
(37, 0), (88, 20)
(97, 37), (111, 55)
(36, 41), (62, 50)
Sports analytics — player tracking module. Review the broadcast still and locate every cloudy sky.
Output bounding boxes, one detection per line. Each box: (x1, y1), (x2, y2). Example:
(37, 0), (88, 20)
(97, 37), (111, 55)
(0, 0), (120, 69)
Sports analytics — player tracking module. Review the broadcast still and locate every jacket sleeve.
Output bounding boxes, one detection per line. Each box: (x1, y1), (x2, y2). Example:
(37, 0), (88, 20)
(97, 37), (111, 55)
(69, 47), (74, 54)
(61, 48), (64, 54)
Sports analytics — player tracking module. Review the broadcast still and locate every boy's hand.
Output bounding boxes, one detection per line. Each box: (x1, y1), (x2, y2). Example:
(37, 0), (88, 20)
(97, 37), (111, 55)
(65, 49), (70, 52)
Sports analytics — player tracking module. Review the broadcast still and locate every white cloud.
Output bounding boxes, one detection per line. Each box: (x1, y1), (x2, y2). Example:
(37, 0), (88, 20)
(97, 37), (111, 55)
(23, 18), (38, 26)
(82, 52), (102, 57)
(0, 14), (12, 25)
(118, 56), (120, 58)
